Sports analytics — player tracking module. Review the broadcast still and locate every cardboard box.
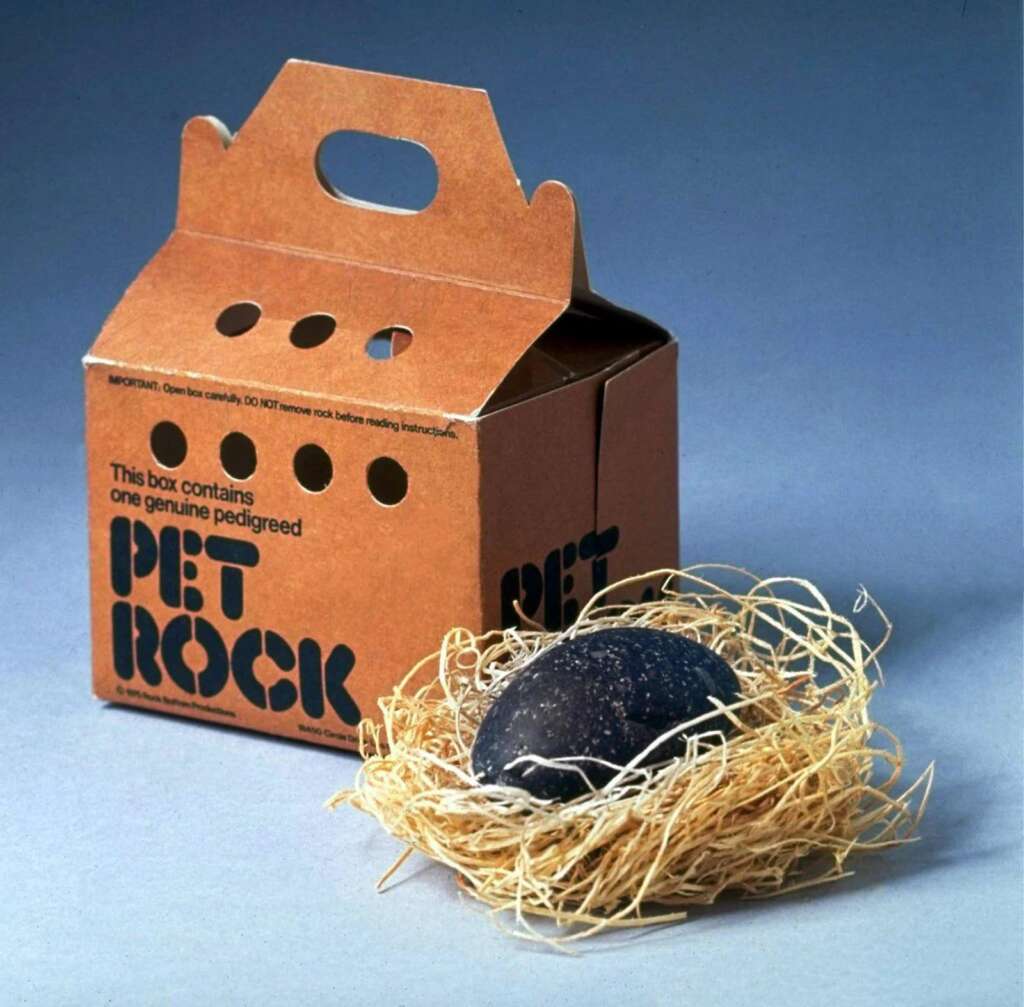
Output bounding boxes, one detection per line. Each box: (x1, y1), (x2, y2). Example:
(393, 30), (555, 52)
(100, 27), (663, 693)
(83, 60), (679, 749)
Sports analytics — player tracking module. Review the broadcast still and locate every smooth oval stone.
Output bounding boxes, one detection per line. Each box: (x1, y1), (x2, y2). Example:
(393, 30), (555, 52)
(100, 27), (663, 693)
(471, 627), (739, 801)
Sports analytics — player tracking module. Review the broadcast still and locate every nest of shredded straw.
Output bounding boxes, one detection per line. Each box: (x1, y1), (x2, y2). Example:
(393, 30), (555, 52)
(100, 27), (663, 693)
(328, 566), (933, 948)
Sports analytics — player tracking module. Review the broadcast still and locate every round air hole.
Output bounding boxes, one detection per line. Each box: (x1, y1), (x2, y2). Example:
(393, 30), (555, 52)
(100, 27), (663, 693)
(150, 421), (188, 469)
(367, 456), (408, 506)
(220, 432), (257, 481)
(290, 313), (336, 349)
(215, 301), (261, 337)
(366, 326), (413, 360)
(293, 443), (333, 493)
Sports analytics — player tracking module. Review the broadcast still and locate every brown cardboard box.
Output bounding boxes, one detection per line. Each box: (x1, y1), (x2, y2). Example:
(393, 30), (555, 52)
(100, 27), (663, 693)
(83, 60), (678, 749)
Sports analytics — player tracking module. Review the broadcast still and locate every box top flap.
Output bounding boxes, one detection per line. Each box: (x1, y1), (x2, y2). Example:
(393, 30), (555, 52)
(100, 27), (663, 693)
(87, 61), (634, 416)
(88, 229), (567, 417)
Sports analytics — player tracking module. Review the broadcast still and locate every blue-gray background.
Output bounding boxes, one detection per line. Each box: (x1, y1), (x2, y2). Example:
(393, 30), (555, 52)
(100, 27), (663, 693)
(1, 1), (1020, 1004)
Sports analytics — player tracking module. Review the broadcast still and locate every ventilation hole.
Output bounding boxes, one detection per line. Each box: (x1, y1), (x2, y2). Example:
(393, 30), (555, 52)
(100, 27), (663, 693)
(150, 421), (187, 469)
(215, 302), (261, 337)
(367, 456), (408, 506)
(290, 313), (336, 349)
(293, 443), (333, 493)
(316, 131), (438, 213)
(366, 326), (413, 360)
(220, 432), (257, 481)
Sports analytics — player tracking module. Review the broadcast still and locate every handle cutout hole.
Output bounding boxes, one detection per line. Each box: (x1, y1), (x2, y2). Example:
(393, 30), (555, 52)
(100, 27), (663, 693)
(151, 421), (188, 469)
(367, 456), (408, 506)
(366, 326), (413, 360)
(294, 443), (333, 493)
(290, 313), (336, 349)
(216, 302), (261, 337)
(316, 131), (438, 214)
(220, 432), (257, 481)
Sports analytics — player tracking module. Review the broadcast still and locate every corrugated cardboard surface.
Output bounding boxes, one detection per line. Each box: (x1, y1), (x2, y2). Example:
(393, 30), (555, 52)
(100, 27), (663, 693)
(84, 60), (679, 749)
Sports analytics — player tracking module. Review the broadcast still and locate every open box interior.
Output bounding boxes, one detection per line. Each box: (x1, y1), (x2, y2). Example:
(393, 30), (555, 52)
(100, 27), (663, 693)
(483, 298), (669, 414)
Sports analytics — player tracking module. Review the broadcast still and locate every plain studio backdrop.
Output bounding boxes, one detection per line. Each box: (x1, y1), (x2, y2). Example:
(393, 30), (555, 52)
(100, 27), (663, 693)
(1, 2), (1020, 1004)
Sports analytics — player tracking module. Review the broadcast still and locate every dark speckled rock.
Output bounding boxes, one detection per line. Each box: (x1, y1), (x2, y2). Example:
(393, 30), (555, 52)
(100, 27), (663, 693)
(471, 627), (739, 801)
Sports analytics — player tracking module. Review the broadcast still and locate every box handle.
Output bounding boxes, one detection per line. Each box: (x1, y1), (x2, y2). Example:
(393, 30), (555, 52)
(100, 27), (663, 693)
(178, 61), (586, 299)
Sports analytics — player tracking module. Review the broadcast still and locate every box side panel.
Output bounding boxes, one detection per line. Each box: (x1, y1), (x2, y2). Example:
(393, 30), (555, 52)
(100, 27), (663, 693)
(595, 340), (680, 599)
(477, 339), (679, 632)
(477, 371), (606, 632)
(85, 363), (482, 749)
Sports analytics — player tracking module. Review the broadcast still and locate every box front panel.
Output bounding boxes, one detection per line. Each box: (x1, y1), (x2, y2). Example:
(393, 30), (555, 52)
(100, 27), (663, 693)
(85, 364), (481, 748)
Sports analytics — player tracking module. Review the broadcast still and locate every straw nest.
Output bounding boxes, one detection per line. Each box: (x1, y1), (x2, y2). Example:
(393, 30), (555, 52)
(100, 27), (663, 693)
(328, 566), (933, 948)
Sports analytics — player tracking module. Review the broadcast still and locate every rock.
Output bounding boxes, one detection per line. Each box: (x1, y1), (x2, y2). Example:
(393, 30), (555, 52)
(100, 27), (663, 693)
(471, 627), (739, 801)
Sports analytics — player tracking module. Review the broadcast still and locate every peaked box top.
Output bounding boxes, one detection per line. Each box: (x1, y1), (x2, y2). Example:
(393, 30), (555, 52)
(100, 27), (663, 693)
(87, 61), (643, 418)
